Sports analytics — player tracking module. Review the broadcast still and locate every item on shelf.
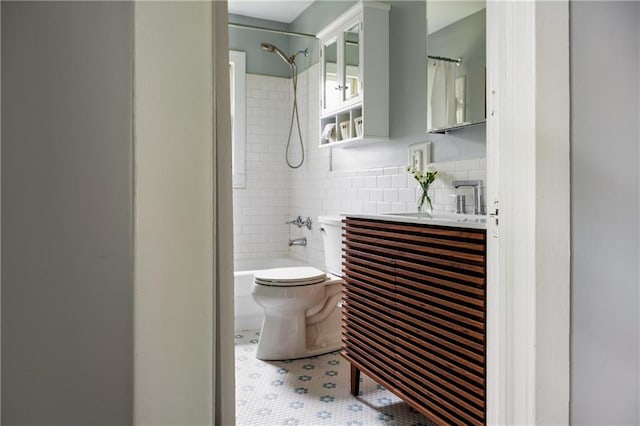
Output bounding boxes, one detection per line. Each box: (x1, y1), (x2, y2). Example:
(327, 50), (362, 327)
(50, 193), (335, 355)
(339, 121), (350, 140)
(322, 123), (336, 142)
(354, 116), (363, 137)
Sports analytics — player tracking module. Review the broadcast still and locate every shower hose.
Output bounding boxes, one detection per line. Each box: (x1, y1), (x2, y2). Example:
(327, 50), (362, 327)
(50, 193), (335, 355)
(286, 65), (304, 169)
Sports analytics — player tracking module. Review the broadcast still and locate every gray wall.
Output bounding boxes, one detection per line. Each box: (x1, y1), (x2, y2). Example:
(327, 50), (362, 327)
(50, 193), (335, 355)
(229, 14), (302, 78)
(289, 0), (353, 71)
(323, 0), (485, 169)
(231, 0), (485, 169)
(570, 1), (640, 424)
(2, 2), (133, 424)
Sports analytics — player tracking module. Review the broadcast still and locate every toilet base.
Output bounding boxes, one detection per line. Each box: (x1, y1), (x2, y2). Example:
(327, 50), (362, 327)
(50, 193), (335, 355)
(255, 305), (342, 361)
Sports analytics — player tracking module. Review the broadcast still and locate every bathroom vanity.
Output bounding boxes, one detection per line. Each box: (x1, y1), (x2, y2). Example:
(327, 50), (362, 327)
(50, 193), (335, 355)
(341, 214), (486, 425)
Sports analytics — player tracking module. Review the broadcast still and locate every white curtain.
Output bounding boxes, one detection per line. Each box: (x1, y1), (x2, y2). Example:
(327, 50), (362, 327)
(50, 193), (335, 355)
(427, 59), (457, 130)
(427, 59), (436, 130)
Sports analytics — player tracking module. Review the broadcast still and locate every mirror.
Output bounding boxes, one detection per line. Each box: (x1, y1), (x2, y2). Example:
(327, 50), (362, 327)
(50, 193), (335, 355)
(343, 23), (360, 101)
(427, 1), (486, 133)
(324, 38), (339, 111)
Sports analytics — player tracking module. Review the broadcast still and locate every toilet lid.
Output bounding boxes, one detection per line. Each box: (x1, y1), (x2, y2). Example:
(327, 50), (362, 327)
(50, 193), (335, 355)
(254, 267), (328, 287)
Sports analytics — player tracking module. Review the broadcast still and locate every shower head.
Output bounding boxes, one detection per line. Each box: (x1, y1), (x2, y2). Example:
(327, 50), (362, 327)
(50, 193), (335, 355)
(260, 42), (277, 53)
(260, 42), (293, 66)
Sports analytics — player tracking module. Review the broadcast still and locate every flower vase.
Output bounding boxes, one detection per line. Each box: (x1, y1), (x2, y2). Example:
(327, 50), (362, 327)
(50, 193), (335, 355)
(407, 165), (438, 217)
(417, 188), (433, 217)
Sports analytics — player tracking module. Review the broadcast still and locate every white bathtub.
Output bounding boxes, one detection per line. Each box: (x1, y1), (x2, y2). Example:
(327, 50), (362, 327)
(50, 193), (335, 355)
(234, 257), (308, 332)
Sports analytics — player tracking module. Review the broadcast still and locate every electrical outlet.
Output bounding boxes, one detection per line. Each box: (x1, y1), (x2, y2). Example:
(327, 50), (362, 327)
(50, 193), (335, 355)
(407, 142), (432, 172)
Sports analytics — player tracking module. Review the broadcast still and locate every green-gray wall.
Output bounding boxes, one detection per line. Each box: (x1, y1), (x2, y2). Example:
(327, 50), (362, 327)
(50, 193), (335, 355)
(228, 1), (355, 77)
(229, 14), (301, 78)
(230, 0), (485, 169)
(295, 0), (484, 168)
(290, 0), (354, 71)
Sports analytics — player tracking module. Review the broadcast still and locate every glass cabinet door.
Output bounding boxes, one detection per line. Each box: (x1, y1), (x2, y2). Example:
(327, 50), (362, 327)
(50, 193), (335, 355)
(342, 22), (361, 103)
(323, 38), (339, 112)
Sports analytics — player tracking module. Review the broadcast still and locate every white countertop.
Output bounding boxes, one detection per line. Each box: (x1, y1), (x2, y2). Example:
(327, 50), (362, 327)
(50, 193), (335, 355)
(343, 212), (487, 230)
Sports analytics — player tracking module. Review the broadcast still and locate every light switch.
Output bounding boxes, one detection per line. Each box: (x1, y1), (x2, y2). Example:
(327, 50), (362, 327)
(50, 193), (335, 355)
(407, 142), (432, 172)
(410, 150), (423, 170)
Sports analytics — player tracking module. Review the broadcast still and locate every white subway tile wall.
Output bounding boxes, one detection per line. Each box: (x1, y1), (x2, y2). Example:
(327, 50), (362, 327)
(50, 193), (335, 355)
(232, 74), (292, 261)
(234, 65), (486, 270)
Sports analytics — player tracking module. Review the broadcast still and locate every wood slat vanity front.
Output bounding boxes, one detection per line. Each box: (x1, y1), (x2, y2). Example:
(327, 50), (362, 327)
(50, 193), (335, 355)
(342, 217), (487, 425)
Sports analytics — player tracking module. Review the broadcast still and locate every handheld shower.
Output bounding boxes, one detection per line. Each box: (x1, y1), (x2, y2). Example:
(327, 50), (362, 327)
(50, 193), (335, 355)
(260, 42), (310, 169)
(261, 43), (309, 67)
(260, 42), (293, 66)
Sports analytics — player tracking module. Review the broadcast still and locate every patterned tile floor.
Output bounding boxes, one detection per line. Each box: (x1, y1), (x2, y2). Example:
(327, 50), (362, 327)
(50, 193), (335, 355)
(235, 330), (434, 426)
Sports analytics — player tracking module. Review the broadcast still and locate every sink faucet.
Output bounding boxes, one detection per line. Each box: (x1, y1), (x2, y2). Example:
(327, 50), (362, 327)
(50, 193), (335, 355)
(452, 180), (484, 215)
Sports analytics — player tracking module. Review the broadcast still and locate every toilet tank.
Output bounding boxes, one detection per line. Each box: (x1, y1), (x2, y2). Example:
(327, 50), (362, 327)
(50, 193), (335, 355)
(318, 215), (343, 277)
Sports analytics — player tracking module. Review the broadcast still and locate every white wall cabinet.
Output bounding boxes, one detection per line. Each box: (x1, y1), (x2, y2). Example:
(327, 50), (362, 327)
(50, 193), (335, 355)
(317, 1), (390, 149)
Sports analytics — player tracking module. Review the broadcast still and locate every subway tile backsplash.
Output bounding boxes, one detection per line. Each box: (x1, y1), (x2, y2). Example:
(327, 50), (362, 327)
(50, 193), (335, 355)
(307, 161), (487, 216)
(288, 160), (487, 269)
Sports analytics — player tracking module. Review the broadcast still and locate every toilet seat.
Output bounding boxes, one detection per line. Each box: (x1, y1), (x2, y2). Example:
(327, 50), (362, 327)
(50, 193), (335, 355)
(254, 267), (328, 287)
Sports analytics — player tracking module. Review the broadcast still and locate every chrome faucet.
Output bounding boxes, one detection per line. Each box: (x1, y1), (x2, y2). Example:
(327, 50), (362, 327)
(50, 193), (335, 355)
(288, 237), (307, 247)
(452, 180), (484, 215)
(286, 216), (313, 230)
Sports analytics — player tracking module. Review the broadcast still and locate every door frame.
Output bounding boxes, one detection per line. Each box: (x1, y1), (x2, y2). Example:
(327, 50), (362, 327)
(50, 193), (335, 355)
(486, 2), (571, 424)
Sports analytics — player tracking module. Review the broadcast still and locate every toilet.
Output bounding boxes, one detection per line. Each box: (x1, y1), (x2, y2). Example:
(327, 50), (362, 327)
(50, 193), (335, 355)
(251, 215), (343, 360)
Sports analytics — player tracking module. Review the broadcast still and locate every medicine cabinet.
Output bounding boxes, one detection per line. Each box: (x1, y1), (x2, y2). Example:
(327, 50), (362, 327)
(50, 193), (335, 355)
(317, 1), (390, 149)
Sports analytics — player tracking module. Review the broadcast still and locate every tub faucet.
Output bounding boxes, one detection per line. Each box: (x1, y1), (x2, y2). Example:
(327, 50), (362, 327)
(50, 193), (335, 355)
(452, 180), (485, 215)
(289, 237), (307, 247)
(286, 216), (313, 230)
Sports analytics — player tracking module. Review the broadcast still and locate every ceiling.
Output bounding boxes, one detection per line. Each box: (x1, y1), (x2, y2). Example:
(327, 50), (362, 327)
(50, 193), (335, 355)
(427, 1), (485, 34)
(227, 0), (315, 23)
(227, 0), (485, 32)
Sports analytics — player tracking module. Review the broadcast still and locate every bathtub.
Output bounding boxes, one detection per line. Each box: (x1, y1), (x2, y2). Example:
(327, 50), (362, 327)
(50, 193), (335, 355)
(234, 256), (308, 332)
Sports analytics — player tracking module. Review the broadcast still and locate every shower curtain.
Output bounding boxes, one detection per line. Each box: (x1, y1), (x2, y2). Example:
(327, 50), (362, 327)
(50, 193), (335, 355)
(427, 59), (457, 130)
